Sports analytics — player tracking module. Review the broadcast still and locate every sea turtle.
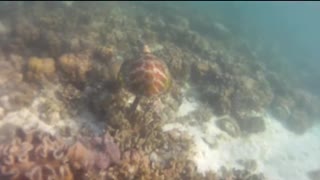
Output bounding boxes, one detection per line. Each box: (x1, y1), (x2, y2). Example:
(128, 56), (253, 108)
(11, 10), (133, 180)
(118, 43), (172, 113)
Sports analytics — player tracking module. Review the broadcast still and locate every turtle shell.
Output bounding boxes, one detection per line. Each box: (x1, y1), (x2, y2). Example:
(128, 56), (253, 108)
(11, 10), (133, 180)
(118, 52), (171, 97)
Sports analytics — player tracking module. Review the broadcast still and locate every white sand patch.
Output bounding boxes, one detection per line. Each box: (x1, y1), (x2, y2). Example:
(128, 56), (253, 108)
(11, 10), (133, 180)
(0, 108), (56, 134)
(0, 92), (104, 137)
(0, 97), (57, 134)
(163, 96), (320, 180)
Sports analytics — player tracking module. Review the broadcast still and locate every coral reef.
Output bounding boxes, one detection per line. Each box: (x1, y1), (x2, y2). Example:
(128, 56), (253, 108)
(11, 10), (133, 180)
(26, 56), (56, 83)
(216, 116), (240, 137)
(231, 74), (273, 116)
(1, 2), (320, 180)
(269, 80), (319, 134)
(0, 128), (121, 180)
(220, 166), (266, 180)
(234, 114), (266, 135)
(58, 52), (92, 85)
(94, 46), (114, 62)
(0, 54), (36, 115)
(105, 148), (218, 180)
(0, 128), (73, 180)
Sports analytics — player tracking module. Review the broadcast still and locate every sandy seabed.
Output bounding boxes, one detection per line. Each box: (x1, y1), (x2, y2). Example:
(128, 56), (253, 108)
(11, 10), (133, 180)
(163, 90), (320, 180)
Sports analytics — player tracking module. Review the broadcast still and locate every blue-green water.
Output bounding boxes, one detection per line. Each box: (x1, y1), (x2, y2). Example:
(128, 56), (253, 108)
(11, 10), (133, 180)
(184, 2), (320, 94)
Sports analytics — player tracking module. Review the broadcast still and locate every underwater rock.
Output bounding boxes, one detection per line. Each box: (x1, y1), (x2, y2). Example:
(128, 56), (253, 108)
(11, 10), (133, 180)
(286, 109), (312, 135)
(236, 114), (266, 135)
(199, 84), (233, 116)
(231, 75), (273, 116)
(293, 89), (320, 119)
(270, 88), (319, 134)
(26, 56), (56, 82)
(191, 59), (236, 116)
(216, 116), (240, 137)
(270, 96), (293, 121)
(265, 71), (291, 96)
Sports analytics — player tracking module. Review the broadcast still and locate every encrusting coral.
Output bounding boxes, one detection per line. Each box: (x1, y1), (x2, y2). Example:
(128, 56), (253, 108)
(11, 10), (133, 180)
(26, 56), (56, 82)
(0, 126), (220, 180)
(0, 128), (73, 180)
(58, 52), (92, 85)
(0, 128), (121, 180)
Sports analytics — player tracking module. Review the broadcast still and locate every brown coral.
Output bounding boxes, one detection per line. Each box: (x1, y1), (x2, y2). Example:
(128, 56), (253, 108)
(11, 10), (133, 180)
(58, 52), (92, 84)
(26, 56), (56, 82)
(67, 142), (95, 172)
(94, 46), (114, 61)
